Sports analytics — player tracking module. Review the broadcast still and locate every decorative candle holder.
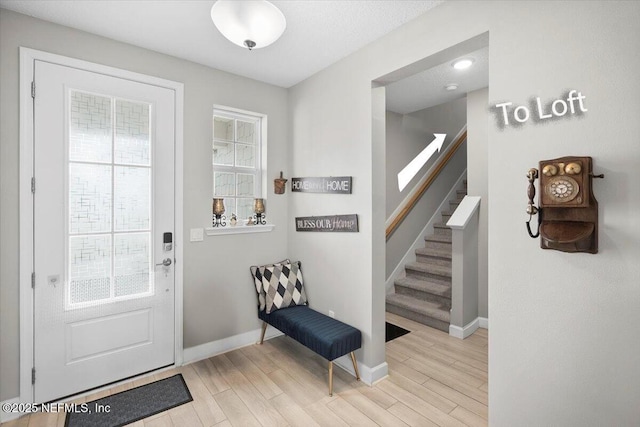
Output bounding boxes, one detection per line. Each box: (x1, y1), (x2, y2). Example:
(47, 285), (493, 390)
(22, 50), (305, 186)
(253, 198), (266, 225)
(212, 198), (226, 227)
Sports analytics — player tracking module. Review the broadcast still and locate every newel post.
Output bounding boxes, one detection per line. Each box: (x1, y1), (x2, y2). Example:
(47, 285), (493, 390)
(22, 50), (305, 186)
(446, 196), (481, 339)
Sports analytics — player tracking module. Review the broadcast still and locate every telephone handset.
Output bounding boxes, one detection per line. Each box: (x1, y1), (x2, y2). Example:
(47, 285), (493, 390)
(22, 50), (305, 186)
(526, 156), (603, 253)
(526, 168), (540, 238)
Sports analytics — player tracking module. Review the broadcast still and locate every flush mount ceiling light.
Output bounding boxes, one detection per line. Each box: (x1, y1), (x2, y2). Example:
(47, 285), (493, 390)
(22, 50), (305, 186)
(452, 58), (474, 70)
(445, 83), (459, 91)
(211, 0), (286, 50)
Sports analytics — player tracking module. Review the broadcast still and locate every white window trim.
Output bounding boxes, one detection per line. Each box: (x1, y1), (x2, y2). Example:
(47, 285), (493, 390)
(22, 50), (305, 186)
(205, 223), (275, 236)
(211, 105), (272, 234)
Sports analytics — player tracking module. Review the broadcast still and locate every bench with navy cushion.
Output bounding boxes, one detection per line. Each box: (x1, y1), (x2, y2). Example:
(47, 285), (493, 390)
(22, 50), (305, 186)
(258, 305), (361, 395)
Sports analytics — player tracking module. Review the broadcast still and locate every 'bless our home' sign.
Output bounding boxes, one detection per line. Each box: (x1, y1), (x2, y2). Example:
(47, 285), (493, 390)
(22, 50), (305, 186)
(295, 214), (359, 232)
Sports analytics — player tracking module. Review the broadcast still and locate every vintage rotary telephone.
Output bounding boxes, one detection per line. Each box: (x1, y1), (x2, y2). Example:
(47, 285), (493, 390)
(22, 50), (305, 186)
(526, 156), (603, 253)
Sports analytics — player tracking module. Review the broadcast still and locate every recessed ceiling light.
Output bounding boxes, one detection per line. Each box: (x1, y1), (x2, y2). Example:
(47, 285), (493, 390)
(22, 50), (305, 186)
(445, 83), (458, 91)
(452, 58), (474, 70)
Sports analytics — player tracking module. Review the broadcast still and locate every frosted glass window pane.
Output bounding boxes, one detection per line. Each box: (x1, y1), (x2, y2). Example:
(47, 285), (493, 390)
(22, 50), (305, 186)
(235, 144), (255, 168)
(237, 174), (254, 196)
(69, 163), (112, 234)
(69, 235), (111, 304)
(213, 142), (234, 166)
(236, 120), (255, 144)
(214, 172), (235, 196)
(69, 91), (112, 163)
(114, 167), (150, 231)
(114, 233), (150, 297)
(223, 198), (236, 218)
(214, 116), (234, 141)
(115, 100), (150, 165)
(237, 198), (254, 220)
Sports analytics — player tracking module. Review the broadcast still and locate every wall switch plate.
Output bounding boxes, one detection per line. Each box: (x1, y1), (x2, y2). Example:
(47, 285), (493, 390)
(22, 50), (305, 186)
(328, 310), (335, 318)
(190, 228), (204, 242)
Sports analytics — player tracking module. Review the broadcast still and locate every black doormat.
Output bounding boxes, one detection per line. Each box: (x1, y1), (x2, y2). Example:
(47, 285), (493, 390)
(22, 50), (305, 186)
(386, 322), (410, 342)
(65, 374), (192, 427)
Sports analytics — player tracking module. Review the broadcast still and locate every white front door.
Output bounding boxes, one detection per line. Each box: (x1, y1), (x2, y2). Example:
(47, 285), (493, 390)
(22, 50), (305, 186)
(33, 60), (176, 403)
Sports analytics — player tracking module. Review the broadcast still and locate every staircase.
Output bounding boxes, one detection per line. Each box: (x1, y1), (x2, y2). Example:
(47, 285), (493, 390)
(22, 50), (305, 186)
(386, 180), (467, 332)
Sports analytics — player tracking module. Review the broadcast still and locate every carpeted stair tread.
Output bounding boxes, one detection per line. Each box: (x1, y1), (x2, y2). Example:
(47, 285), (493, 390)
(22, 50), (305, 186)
(424, 234), (452, 243)
(415, 246), (452, 259)
(386, 294), (450, 322)
(394, 276), (451, 296)
(406, 261), (452, 278)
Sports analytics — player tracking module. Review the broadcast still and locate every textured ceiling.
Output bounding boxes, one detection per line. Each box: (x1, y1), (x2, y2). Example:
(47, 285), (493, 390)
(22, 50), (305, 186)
(0, 0), (444, 88)
(386, 46), (489, 114)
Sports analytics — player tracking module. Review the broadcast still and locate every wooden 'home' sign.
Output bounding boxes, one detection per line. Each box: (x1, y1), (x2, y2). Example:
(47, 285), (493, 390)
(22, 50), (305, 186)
(291, 176), (352, 194)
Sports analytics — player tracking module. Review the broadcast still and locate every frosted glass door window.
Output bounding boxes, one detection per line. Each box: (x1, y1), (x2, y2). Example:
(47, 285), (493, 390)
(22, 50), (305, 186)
(68, 235), (112, 303)
(114, 233), (150, 297)
(69, 163), (112, 234)
(69, 92), (112, 163)
(115, 100), (150, 165)
(114, 166), (150, 231)
(68, 90), (153, 307)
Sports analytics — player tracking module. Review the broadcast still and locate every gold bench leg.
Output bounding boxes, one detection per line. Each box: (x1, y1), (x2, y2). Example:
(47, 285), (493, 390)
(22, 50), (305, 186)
(328, 361), (334, 396)
(259, 322), (267, 344)
(350, 352), (360, 381)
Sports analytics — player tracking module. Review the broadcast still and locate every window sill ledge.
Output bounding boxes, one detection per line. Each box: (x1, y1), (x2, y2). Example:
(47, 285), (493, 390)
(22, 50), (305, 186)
(205, 224), (275, 236)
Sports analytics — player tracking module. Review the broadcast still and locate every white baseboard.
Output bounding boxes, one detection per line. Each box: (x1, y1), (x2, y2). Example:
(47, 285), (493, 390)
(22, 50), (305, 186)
(479, 317), (488, 329)
(386, 170), (467, 293)
(333, 357), (388, 386)
(0, 397), (21, 423)
(449, 317), (480, 339)
(183, 326), (283, 365)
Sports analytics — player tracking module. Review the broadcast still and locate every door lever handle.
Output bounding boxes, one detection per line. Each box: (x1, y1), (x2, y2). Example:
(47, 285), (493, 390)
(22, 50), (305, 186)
(155, 258), (172, 267)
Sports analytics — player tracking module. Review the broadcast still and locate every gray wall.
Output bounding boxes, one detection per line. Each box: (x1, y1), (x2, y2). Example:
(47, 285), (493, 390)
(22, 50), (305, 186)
(467, 88), (489, 319)
(287, 67), (385, 370)
(386, 98), (467, 217)
(385, 98), (467, 280)
(0, 9), (289, 401)
(289, 1), (640, 425)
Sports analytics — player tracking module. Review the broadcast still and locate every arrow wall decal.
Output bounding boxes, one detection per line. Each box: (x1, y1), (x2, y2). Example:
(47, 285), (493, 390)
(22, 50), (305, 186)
(397, 133), (446, 192)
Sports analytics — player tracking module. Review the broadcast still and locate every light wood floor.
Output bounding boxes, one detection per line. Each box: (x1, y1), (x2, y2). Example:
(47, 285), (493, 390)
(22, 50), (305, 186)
(3, 312), (488, 427)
